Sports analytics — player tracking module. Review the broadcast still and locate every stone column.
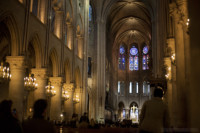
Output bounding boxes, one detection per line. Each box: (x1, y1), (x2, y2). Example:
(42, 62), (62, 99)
(54, 7), (63, 39)
(49, 77), (62, 121)
(77, 36), (84, 59)
(171, 4), (187, 127)
(164, 57), (173, 124)
(74, 87), (82, 118)
(31, 68), (48, 100)
(6, 56), (25, 121)
(63, 83), (74, 121)
(96, 18), (106, 122)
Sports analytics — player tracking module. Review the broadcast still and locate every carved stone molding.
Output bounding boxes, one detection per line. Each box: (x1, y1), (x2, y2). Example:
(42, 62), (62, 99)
(49, 77), (63, 87)
(63, 83), (74, 92)
(31, 68), (48, 79)
(6, 56), (25, 70)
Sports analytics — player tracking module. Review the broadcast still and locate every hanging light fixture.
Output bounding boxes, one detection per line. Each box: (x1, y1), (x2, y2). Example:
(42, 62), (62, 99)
(46, 81), (56, 97)
(62, 88), (69, 101)
(73, 95), (80, 104)
(0, 62), (11, 82)
(24, 74), (38, 91)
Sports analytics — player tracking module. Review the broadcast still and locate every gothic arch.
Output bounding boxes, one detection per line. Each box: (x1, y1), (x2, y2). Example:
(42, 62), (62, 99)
(129, 101), (138, 108)
(49, 48), (59, 77)
(28, 33), (44, 68)
(0, 12), (21, 56)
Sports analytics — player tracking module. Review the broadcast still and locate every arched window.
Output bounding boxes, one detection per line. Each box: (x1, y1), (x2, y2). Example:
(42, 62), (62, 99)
(50, 2), (55, 32)
(119, 45), (126, 70)
(142, 46), (149, 70)
(129, 46), (139, 71)
(89, 4), (92, 22)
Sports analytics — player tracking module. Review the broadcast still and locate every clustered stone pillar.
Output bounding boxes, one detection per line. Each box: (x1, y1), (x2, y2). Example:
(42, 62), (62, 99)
(31, 68), (47, 101)
(63, 83), (74, 121)
(49, 77), (62, 121)
(6, 56), (25, 121)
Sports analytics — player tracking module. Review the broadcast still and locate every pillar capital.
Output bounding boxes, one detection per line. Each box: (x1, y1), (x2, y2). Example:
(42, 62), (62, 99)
(6, 56), (25, 69)
(49, 77), (63, 87)
(31, 68), (48, 79)
(62, 83), (74, 92)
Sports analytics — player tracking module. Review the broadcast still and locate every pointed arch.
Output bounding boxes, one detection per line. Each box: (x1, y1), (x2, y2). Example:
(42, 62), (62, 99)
(0, 12), (21, 56)
(29, 33), (44, 68)
(49, 48), (59, 77)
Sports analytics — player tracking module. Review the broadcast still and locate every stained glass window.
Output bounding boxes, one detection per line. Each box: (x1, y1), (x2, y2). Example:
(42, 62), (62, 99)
(143, 46), (148, 54)
(129, 46), (139, 71)
(130, 47), (138, 55)
(142, 46), (149, 70)
(119, 45), (126, 70)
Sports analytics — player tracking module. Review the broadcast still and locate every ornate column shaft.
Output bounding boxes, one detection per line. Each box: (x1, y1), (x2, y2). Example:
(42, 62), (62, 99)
(6, 56), (25, 121)
(31, 68), (47, 100)
(63, 83), (74, 121)
(49, 77), (62, 121)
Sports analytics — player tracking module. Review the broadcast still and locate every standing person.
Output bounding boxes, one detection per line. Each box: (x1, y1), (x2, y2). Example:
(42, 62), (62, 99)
(22, 99), (56, 133)
(0, 100), (23, 133)
(139, 87), (170, 133)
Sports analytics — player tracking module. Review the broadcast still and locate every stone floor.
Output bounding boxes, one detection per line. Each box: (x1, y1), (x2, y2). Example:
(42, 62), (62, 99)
(58, 127), (138, 133)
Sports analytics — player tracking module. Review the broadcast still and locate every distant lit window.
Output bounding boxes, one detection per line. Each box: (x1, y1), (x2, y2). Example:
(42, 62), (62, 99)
(118, 81), (120, 93)
(143, 81), (150, 94)
(129, 82), (132, 93)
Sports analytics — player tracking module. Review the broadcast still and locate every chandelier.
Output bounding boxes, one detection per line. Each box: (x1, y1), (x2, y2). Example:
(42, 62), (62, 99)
(62, 88), (69, 101)
(0, 62), (11, 82)
(46, 81), (56, 97)
(24, 74), (38, 91)
(73, 95), (80, 104)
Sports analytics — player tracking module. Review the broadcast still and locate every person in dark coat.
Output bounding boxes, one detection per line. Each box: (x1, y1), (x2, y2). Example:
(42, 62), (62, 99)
(22, 99), (56, 133)
(139, 87), (170, 133)
(0, 100), (23, 133)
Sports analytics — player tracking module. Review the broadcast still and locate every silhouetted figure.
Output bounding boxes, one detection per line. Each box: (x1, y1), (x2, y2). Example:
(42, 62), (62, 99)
(0, 100), (23, 133)
(22, 99), (56, 133)
(79, 112), (89, 128)
(139, 87), (170, 133)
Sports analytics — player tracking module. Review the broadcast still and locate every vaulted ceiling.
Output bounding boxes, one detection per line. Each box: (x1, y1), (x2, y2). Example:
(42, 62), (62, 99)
(107, 0), (152, 51)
